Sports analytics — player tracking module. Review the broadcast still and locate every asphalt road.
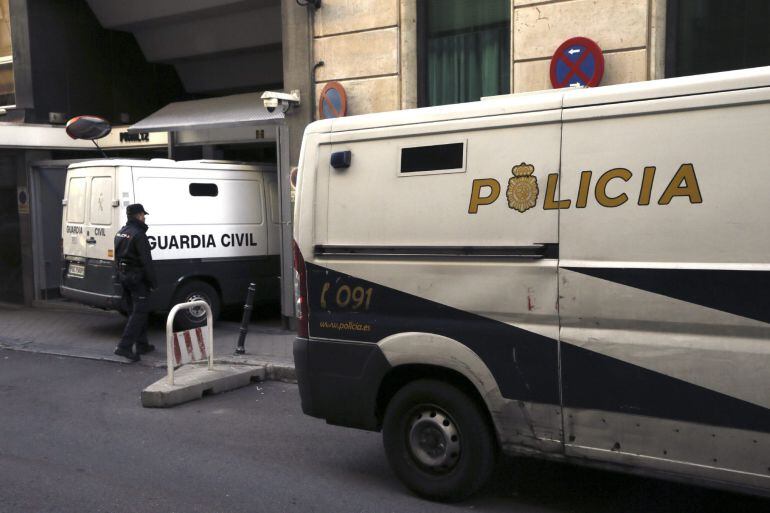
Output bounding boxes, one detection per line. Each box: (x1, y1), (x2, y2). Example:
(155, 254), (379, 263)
(0, 349), (768, 513)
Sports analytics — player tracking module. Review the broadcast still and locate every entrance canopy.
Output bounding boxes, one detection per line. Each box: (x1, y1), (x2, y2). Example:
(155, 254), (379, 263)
(127, 91), (294, 324)
(128, 92), (284, 133)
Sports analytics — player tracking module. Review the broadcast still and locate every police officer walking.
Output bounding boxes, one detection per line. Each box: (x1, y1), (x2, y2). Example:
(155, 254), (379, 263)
(114, 204), (157, 362)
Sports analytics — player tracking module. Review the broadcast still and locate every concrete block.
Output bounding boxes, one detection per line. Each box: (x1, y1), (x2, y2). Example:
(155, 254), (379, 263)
(601, 49), (648, 85)
(513, 58), (553, 94)
(316, 76), (399, 116)
(513, 0), (648, 60)
(315, 0), (398, 37)
(142, 364), (265, 408)
(314, 28), (398, 82)
(514, 49), (648, 93)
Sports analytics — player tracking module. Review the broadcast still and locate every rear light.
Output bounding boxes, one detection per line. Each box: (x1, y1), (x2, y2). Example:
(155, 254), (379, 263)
(293, 239), (309, 338)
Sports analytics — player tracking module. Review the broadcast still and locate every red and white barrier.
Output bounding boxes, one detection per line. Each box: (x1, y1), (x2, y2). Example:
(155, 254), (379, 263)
(171, 327), (209, 366)
(166, 300), (214, 385)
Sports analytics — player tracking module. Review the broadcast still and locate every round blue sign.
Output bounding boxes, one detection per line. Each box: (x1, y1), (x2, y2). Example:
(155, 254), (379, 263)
(318, 81), (347, 119)
(550, 37), (604, 88)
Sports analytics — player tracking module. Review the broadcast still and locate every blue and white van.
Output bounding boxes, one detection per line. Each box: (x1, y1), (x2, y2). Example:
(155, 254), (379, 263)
(292, 67), (770, 500)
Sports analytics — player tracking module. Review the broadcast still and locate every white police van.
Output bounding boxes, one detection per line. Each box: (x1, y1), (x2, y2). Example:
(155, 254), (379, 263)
(292, 67), (770, 500)
(61, 159), (280, 328)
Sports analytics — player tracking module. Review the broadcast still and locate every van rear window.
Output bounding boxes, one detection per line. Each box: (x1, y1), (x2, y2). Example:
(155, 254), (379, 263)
(400, 142), (464, 173)
(189, 183), (218, 197)
(66, 177), (87, 223)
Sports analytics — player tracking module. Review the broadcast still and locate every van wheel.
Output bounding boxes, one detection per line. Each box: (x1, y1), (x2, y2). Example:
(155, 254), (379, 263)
(382, 379), (496, 502)
(172, 281), (220, 330)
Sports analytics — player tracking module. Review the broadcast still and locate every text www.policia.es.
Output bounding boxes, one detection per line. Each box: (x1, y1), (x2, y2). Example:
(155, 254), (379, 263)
(319, 321), (373, 332)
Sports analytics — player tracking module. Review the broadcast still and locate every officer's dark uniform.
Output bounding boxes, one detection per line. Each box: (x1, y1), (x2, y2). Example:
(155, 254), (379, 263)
(114, 204), (157, 361)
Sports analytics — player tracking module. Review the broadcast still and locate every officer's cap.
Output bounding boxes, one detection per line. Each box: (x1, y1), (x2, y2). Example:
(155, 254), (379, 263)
(126, 203), (149, 217)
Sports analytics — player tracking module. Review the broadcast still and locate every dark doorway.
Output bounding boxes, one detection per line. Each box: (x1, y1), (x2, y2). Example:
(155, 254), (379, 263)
(0, 155), (23, 303)
(30, 163), (70, 299)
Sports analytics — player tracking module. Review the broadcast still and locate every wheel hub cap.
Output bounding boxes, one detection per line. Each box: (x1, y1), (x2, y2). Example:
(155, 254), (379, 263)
(407, 407), (460, 472)
(186, 294), (207, 319)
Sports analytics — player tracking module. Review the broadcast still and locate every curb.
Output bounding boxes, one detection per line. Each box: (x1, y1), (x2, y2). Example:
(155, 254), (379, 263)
(0, 343), (296, 382)
(214, 357), (296, 383)
(265, 362), (297, 383)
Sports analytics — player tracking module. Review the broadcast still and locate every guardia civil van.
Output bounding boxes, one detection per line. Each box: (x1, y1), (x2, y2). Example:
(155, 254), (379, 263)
(292, 67), (770, 501)
(61, 159), (280, 329)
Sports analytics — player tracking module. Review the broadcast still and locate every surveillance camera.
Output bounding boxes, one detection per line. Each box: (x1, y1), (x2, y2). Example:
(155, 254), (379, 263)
(263, 97), (280, 113)
(261, 90), (301, 113)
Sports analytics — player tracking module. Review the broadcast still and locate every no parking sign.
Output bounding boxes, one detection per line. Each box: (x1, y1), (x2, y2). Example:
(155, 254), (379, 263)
(550, 37), (604, 88)
(318, 81), (347, 119)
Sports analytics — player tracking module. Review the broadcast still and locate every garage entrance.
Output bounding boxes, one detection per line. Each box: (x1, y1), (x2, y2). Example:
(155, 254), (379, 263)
(129, 92), (295, 325)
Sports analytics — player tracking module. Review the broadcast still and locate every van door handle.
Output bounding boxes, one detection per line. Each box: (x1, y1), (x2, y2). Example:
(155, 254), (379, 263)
(86, 237), (97, 244)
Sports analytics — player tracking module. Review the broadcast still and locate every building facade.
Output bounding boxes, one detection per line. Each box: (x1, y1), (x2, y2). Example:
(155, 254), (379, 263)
(1, 0), (769, 307)
(296, 0), (770, 120)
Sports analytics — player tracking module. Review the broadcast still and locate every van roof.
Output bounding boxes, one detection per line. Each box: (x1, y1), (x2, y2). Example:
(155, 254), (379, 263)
(68, 158), (276, 171)
(309, 66), (770, 134)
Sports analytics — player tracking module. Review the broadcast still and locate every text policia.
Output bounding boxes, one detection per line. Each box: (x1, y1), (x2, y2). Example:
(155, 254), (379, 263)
(468, 162), (702, 214)
(148, 232), (258, 251)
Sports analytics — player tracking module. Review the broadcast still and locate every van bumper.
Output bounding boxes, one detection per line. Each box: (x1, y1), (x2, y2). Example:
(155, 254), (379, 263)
(60, 286), (122, 310)
(293, 337), (392, 431)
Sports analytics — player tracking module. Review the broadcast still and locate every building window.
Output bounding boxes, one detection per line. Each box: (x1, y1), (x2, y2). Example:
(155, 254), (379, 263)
(0, 0), (14, 106)
(666, 0), (770, 77)
(418, 0), (510, 107)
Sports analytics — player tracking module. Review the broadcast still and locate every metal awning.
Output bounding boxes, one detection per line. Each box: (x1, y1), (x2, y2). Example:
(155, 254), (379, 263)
(127, 92), (284, 133)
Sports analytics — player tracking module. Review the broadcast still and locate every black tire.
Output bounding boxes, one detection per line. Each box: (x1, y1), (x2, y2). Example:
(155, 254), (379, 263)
(171, 280), (220, 330)
(382, 379), (497, 502)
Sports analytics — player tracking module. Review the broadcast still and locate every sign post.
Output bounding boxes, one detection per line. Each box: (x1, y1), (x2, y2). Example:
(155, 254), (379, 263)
(550, 36), (605, 89)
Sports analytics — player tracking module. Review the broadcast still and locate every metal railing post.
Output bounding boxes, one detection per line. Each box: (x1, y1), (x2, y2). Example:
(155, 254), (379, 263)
(165, 300), (214, 386)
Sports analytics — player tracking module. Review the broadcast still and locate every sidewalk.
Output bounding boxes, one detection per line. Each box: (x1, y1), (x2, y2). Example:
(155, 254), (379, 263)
(0, 300), (296, 380)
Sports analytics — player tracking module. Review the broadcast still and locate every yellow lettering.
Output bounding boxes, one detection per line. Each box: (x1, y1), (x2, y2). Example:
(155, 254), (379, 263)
(468, 179), (501, 213)
(595, 168), (631, 207)
(638, 166), (656, 206)
(543, 173), (571, 210)
(320, 282), (330, 310)
(658, 163), (702, 205)
(576, 171), (592, 208)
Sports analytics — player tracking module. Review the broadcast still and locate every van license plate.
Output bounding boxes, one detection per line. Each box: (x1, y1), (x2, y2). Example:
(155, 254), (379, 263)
(68, 262), (85, 278)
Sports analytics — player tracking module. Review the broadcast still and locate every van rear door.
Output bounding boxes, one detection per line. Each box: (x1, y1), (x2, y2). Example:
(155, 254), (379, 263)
(61, 165), (122, 308)
(84, 168), (119, 261)
(62, 169), (88, 260)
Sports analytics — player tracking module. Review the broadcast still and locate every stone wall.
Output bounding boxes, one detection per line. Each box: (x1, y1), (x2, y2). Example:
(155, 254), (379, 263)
(310, 0), (666, 116)
(313, 0), (409, 116)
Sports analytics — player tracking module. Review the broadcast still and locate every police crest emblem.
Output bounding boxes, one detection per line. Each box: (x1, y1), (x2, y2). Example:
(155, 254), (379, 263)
(506, 162), (539, 213)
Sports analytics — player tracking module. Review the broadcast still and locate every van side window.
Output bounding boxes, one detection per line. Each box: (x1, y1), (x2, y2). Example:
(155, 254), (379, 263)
(189, 183), (219, 197)
(400, 142), (465, 174)
(66, 177), (87, 223)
